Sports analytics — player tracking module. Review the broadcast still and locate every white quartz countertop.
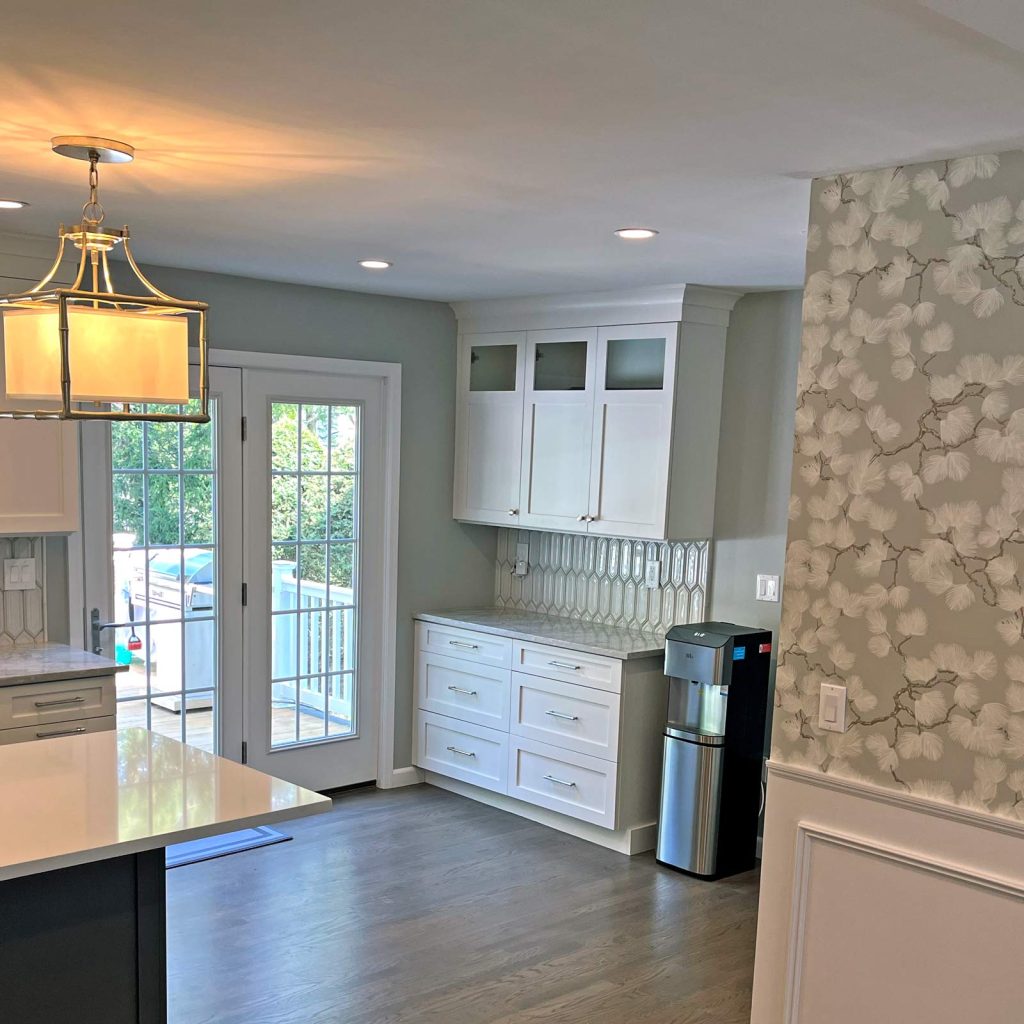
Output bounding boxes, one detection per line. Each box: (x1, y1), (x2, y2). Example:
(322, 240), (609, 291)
(0, 727), (330, 881)
(414, 609), (666, 660)
(0, 642), (127, 686)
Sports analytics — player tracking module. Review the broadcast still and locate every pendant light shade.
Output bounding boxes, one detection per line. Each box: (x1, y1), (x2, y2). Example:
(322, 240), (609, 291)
(3, 306), (189, 403)
(0, 136), (209, 423)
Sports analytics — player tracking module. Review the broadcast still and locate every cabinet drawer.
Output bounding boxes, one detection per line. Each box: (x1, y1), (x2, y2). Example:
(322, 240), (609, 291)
(511, 672), (620, 761)
(416, 621), (512, 670)
(414, 711), (509, 794)
(513, 640), (621, 693)
(0, 714), (116, 746)
(508, 736), (617, 829)
(0, 675), (115, 731)
(416, 653), (511, 730)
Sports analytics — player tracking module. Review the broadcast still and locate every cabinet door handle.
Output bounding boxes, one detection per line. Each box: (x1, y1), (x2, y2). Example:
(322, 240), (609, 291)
(448, 640), (479, 650)
(576, 514), (588, 522)
(543, 774), (577, 788)
(585, 514), (597, 523)
(545, 709), (579, 721)
(447, 686), (478, 697)
(548, 660), (581, 671)
(446, 745), (476, 758)
(36, 726), (87, 739)
(33, 695), (86, 708)
(507, 508), (520, 516)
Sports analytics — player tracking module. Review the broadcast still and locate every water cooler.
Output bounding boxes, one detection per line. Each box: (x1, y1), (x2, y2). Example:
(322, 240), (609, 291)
(656, 621), (771, 879)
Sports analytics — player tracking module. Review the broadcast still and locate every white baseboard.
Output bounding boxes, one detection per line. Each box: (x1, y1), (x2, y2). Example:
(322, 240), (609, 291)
(424, 771), (657, 855)
(377, 765), (423, 790)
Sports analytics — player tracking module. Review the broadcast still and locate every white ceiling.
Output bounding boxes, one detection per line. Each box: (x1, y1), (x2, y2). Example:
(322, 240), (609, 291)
(2, 0), (1024, 301)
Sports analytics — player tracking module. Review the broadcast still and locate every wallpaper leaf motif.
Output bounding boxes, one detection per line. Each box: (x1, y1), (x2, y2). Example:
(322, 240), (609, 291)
(774, 151), (1024, 822)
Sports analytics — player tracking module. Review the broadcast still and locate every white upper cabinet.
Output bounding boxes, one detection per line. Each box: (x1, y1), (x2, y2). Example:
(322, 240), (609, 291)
(451, 286), (740, 541)
(587, 324), (677, 539)
(453, 332), (526, 526)
(0, 412), (80, 534)
(519, 328), (597, 531)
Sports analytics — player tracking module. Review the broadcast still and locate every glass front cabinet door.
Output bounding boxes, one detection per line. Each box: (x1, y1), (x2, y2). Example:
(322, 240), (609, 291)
(453, 332), (527, 526)
(518, 328), (598, 531)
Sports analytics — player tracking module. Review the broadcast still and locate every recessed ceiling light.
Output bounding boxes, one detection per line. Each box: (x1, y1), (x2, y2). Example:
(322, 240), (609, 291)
(614, 227), (658, 240)
(358, 259), (393, 270)
(0, 199), (29, 210)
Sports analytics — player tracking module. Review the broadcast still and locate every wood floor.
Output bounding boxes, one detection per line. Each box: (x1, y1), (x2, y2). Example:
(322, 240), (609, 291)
(166, 785), (760, 1024)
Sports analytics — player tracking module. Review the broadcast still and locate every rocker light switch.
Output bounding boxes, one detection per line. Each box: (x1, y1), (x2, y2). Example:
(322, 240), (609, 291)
(818, 683), (847, 733)
(3, 558), (36, 591)
(756, 574), (780, 602)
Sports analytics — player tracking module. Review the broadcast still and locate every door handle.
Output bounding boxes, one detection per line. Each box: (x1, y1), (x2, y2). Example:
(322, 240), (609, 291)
(36, 726), (88, 739)
(576, 514), (587, 522)
(448, 640), (479, 651)
(34, 696), (86, 709)
(447, 686), (478, 697)
(446, 745), (476, 758)
(548, 660), (581, 671)
(545, 709), (579, 721)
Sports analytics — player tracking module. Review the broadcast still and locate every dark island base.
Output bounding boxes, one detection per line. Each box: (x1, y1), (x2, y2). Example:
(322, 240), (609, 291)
(0, 850), (167, 1024)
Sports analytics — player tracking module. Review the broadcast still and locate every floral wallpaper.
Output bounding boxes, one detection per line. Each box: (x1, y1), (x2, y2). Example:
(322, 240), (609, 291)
(773, 150), (1024, 820)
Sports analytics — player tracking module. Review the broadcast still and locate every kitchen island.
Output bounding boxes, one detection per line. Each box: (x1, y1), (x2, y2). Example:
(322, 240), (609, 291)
(0, 726), (330, 1023)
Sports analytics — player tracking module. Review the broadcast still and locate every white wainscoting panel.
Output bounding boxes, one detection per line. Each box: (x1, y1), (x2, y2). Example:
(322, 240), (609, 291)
(752, 763), (1024, 1024)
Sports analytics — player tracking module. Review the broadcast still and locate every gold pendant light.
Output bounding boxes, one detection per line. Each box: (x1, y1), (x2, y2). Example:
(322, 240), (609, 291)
(0, 136), (209, 423)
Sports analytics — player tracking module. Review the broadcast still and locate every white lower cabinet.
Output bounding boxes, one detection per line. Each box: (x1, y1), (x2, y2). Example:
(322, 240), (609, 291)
(0, 674), (117, 745)
(415, 710), (509, 794)
(0, 714), (116, 746)
(507, 735), (617, 829)
(413, 617), (667, 852)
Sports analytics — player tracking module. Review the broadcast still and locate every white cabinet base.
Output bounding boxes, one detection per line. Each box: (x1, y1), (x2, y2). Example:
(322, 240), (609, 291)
(423, 770), (658, 856)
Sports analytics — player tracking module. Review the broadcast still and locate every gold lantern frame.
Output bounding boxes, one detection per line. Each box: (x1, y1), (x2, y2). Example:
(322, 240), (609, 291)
(0, 137), (209, 424)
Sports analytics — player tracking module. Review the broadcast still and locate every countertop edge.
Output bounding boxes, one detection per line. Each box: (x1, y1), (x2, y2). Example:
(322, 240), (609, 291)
(0, 792), (332, 883)
(414, 611), (665, 661)
(0, 663), (129, 687)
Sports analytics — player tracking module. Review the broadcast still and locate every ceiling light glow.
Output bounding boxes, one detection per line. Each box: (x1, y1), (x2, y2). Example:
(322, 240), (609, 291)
(614, 227), (659, 240)
(0, 199), (29, 210)
(358, 259), (393, 270)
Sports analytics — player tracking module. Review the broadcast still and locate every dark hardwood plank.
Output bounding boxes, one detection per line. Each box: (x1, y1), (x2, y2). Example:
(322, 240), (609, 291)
(167, 786), (759, 1024)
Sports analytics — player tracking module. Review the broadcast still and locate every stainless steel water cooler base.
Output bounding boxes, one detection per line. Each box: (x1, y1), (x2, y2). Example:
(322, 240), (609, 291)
(655, 731), (724, 876)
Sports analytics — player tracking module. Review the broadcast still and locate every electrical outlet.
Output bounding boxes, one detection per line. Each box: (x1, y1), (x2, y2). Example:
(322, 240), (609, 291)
(818, 682), (847, 733)
(3, 558), (36, 591)
(644, 558), (661, 589)
(756, 574), (780, 602)
(513, 541), (530, 577)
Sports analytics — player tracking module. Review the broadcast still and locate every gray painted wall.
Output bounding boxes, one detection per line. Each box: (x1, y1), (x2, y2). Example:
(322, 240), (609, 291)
(709, 289), (802, 742)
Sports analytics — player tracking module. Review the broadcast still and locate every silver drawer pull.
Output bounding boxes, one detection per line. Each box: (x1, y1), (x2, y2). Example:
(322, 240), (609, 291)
(447, 685), (478, 696)
(34, 695), (86, 708)
(36, 726), (87, 739)
(446, 745), (476, 757)
(448, 640), (479, 650)
(545, 709), (579, 721)
(543, 774), (577, 788)
(548, 660), (581, 671)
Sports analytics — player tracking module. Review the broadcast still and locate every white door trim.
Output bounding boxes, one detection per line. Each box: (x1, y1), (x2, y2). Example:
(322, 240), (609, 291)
(208, 348), (403, 790)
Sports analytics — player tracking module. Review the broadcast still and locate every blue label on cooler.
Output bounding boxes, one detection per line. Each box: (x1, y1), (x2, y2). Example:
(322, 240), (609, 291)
(733, 646), (746, 660)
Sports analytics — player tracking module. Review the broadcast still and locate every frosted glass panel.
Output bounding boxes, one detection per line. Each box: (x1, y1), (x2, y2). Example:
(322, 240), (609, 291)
(605, 337), (666, 390)
(534, 341), (588, 391)
(470, 344), (517, 392)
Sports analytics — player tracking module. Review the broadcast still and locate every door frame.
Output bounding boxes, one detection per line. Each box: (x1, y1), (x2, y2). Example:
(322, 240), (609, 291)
(70, 348), (404, 790)
(211, 348), (403, 790)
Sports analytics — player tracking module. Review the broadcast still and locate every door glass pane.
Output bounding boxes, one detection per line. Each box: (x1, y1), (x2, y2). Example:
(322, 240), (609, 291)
(110, 398), (220, 753)
(470, 344), (517, 392)
(269, 401), (359, 748)
(605, 337), (666, 390)
(534, 341), (588, 391)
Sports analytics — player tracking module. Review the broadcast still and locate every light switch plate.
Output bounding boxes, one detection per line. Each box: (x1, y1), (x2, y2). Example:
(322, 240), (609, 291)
(644, 558), (661, 589)
(3, 558), (36, 591)
(818, 682), (847, 733)
(756, 573), (780, 602)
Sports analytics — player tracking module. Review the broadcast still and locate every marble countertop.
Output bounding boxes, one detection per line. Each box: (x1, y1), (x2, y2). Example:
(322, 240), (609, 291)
(0, 643), (127, 686)
(414, 609), (666, 660)
(0, 727), (330, 882)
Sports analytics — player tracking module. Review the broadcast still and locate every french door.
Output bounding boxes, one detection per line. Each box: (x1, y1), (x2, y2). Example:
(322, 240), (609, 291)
(82, 366), (244, 757)
(242, 370), (383, 790)
(83, 364), (386, 791)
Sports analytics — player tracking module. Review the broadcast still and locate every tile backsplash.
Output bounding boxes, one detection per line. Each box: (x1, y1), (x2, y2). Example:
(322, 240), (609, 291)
(495, 529), (708, 635)
(0, 537), (46, 645)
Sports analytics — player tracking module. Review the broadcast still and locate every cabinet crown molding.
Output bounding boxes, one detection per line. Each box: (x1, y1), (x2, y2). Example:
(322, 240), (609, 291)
(451, 284), (743, 334)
